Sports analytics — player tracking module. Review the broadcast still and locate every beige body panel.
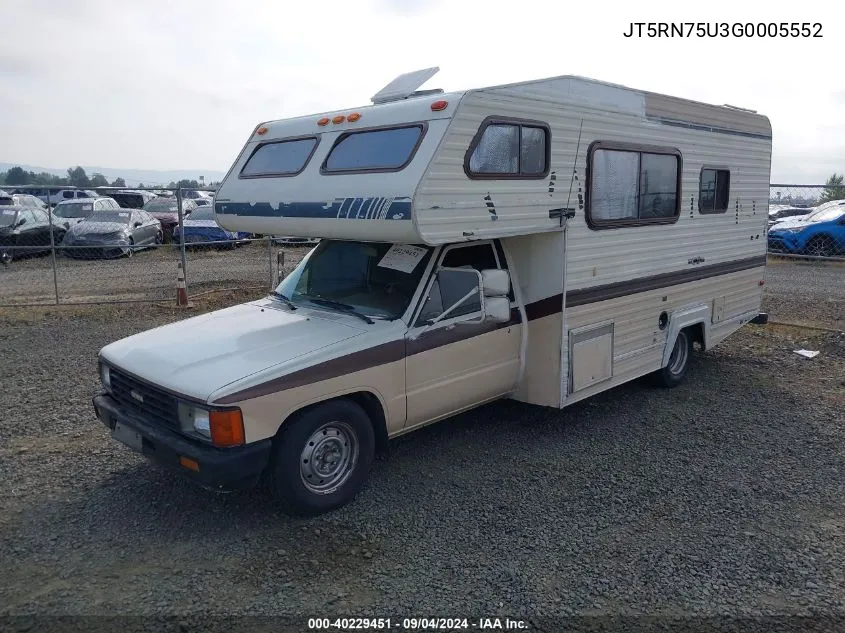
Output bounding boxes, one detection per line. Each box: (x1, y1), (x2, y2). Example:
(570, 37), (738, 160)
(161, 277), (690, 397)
(512, 313), (562, 408)
(405, 323), (522, 426)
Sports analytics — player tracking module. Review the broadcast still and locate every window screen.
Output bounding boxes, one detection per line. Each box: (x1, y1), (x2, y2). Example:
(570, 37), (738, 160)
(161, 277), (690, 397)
(323, 126), (423, 173)
(241, 138), (318, 177)
(588, 146), (680, 227)
(467, 121), (548, 178)
(699, 169), (730, 214)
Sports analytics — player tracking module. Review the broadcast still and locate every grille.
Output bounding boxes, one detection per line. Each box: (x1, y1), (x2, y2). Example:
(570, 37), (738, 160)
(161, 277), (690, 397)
(110, 369), (180, 430)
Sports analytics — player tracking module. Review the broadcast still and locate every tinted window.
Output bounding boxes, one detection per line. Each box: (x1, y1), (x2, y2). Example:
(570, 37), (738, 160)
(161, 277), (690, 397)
(0, 208), (19, 227)
(467, 121), (548, 177)
(188, 207), (215, 221)
(700, 169), (730, 214)
(63, 191), (74, 199)
(54, 201), (95, 218)
(241, 138), (318, 177)
(323, 126), (423, 173)
(588, 146), (680, 227)
(144, 200), (178, 213)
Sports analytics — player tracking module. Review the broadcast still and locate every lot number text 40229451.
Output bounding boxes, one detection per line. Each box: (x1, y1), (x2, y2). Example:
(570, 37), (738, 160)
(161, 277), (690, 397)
(622, 22), (823, 38)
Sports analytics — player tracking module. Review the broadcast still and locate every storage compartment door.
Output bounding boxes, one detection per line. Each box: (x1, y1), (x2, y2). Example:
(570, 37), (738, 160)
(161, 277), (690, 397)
(568, 322), (614, 393)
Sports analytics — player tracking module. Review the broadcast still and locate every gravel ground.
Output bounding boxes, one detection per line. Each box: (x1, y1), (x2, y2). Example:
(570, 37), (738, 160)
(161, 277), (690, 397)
(0, 261), (843, 630)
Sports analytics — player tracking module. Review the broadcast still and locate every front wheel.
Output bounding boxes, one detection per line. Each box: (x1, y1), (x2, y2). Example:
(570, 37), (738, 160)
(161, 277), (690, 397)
(804, 235), (836, 258)
(652, 328), (692, 388)
(155, 231), (163, 245)
(125, 238), (134, 258)
(266, 399), (375, 516)
(0, 249), (12, 265)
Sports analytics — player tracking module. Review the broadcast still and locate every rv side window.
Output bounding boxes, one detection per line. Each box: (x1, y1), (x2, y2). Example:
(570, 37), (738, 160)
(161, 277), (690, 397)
(240, 137), (319, 178)
(465, 119), (549, 178)
(587, 144), (681, 229)
(322, 125), (424, 174)
(699, 168), (730, 214)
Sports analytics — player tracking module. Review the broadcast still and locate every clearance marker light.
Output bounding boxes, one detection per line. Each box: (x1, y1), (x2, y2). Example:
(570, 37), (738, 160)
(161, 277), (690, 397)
(332, 115), (346, 124)
(317, 117), (330, 126)
(256, 126), (269, 135)
(430, 100), (448, 111)
(347, 112), (362, 122)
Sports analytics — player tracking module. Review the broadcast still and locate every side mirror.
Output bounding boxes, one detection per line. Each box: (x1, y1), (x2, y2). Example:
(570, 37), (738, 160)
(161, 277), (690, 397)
(479, 268), (512, 324)
(134, 221), (142, 227)
(16, 218), (26, 226)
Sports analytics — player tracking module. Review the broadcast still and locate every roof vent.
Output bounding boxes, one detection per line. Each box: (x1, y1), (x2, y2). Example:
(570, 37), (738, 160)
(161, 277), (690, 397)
(371, 67), (441, 104)
(722, 104), (757, 113)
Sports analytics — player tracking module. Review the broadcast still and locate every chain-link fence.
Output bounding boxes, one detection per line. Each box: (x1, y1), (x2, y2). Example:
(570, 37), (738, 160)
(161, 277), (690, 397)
(768, 184), (845, 260)
(0, 186), (317, 307)
(1, 183), (842, 307)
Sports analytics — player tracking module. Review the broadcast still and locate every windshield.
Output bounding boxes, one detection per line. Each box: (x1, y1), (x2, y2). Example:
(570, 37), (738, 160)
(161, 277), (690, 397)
(187, 207), (215, 221)
(0, 208), (19, 227)
(275, 240), (433, 319)
(805, 206), (845, 223)
(85, 211), (132, 224)
(54, 201), (94, 218)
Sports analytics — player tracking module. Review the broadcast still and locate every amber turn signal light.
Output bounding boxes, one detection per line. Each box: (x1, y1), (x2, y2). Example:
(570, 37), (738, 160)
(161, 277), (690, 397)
(179, 456), (200, 472)
(210, 409), (245, 447)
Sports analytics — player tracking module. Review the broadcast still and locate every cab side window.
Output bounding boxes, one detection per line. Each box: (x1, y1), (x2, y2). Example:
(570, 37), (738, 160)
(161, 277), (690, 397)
(417, 243), (499, 324)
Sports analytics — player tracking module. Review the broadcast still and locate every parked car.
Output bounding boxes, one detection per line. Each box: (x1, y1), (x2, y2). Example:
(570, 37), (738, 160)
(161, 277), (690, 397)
(0, 207), (64, 264)
(0, 193), (50, 211)
(767, 205), (812, 229)
(45, 189), (99, 207)
(143, 198), (197, 243)
(193, 198), (212, 207)
(61, 209), (162, 259)
(172, 206), (251, 247)
(52, 197), (121, 230)
(98, 189), (159, 210)
(271, 236), (320, 246)
(767, 201), (845, 257)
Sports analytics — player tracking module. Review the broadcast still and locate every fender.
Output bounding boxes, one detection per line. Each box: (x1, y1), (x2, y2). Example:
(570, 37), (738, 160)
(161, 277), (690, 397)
(661, 303), (711, 368)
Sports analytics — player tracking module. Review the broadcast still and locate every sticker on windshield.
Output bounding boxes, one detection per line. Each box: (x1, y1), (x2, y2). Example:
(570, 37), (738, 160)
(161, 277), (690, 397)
(1, 209), (16, 215)
(377, 244), (428, 274)
(118, 212), (129, 217)
(81, 204), (93, 211)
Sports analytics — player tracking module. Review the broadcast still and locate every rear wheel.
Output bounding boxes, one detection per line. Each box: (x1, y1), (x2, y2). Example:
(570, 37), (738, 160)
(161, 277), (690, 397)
(266, 399), (375, 516)
(125, 238), (134, 258)
(155, 231), (163, 245)
(652, 328), (692, 388)
(0, 249), (12, 265)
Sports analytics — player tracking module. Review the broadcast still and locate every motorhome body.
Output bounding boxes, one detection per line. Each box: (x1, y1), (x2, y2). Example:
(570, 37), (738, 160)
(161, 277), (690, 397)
(93, 69), (772, 515)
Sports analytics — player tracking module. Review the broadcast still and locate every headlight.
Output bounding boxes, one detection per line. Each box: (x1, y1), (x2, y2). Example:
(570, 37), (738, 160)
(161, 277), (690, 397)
(178, 402), (244, 446)
(784, 226), (805, 233)
(99, 363), (111, 393)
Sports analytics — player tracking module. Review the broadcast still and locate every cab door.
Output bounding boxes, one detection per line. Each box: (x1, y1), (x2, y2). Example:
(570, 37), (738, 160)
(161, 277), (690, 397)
(404, 240), (522, 428)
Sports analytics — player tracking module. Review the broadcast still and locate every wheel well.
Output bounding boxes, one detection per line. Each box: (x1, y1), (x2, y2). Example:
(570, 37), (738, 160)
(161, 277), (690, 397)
(276, 392), (389, 454)
(686, 322), (706, 352)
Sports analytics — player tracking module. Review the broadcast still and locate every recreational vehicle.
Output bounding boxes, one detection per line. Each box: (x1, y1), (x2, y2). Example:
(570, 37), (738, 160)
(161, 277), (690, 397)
(93, 69), (772, 516)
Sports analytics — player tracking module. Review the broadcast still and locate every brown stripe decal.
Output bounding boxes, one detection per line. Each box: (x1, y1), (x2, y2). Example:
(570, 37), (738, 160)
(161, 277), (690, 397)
(525, 255), (766, 319)
(406, 308), (521, 357)
(216, 309), (523, 404)
(215, 340), (405, 405)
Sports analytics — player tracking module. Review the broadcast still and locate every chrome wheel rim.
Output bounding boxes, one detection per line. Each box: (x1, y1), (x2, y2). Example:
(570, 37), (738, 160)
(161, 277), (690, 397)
(300, 421), (358, 495)
(668, 332), (689, 375)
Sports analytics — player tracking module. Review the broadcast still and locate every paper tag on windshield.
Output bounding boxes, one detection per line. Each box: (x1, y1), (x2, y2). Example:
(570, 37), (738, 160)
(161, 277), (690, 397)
(1, 209), (16, 215)
(377, 244), (427, 274)
(119, 212), (129, 217)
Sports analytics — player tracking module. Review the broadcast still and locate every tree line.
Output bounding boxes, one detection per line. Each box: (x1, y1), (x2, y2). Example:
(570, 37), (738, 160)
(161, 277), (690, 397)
(0, 165), (217, 191)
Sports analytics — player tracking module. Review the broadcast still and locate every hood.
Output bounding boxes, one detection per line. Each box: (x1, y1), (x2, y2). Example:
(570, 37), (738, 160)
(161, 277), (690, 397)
(769, 216), (819, 231)
(69, 221), (129, 236)
(99, 299), (368, 401)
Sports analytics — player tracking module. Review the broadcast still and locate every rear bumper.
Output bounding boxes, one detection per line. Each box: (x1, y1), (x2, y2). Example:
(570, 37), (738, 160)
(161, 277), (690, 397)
(93, 393), (272, 492)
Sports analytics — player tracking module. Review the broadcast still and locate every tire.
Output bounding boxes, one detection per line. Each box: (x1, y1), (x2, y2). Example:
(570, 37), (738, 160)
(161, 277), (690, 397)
(125, 238), (134, 258)
(652, 328), (693, 388)
(266, 399), (375, 517)
(804, 235), (836, 258)
(155, 231), (163, 245)
(0, 249), (12, 265)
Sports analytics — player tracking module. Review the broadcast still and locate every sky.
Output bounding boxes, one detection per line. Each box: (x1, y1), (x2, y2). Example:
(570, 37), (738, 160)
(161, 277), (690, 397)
(0, 0), (841, 184)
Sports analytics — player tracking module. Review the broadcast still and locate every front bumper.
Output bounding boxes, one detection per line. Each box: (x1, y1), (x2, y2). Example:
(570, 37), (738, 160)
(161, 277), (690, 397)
(93, 393), (272, 492)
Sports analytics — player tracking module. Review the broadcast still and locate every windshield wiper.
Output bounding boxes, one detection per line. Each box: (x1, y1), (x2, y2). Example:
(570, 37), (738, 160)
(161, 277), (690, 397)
(308, 298), (374, 324)
(269, 291), (297, 310)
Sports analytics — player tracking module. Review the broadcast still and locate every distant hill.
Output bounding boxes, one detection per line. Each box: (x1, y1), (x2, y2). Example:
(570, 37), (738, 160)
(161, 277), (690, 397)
(0, 162), (227, 187)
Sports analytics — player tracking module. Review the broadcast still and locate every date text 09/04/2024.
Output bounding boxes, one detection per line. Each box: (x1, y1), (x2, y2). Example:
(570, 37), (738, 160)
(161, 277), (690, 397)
(623, 22), (822, 38)
(308, 618), (527, 630)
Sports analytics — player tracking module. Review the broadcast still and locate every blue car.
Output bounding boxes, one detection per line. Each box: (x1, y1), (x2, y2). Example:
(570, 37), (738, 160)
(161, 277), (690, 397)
(767, 201), (845, 257)
(171, 206), (251, 247)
